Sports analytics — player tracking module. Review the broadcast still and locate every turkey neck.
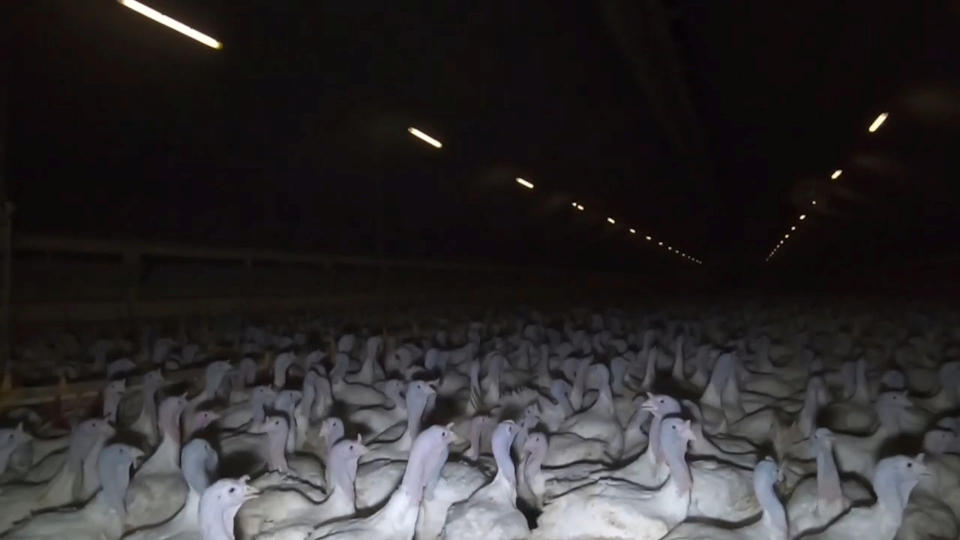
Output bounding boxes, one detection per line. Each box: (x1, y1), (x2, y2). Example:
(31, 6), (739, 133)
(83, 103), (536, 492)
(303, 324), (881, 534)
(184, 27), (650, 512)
(816, 441), (843, 516)
(267, 424), (289, 472)
(641, 349), (657, 389)
(626, 407), (651, 439)
(662, 430), (691, 495)
(327, 453), (360, 507)
(99, 455), (132, 515)
(798, 384), (820, 437)
(873, 466), (913, 524)
(0, 439), (21, 473)
(551, 383), (574, 417)
(384, 384), (403, 409)
(755, 470), (787, 537)
(405, 389), (429, 441)
(141, 381), (159, 423)
(492, 429), (516, 487)
(466, 419), (484, 460)
(702, 353), (733, 408)
(648, 414), (665, 465)
(522, 443), (545, 482)
(672, 338), (685, 380)
(852, 360), (869, 404)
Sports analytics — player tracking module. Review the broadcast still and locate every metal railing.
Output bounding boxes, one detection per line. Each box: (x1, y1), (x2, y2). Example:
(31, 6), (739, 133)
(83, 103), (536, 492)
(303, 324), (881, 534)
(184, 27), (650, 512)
(10, 234), (652, 323)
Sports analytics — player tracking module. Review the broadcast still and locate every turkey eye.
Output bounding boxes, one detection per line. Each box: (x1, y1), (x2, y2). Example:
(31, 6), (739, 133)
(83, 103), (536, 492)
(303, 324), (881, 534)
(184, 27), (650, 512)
(672, 425), (676, 430)
(349, 445), (354, 450)
(229, 487), (236, 493)
(907, 463), (913, 468)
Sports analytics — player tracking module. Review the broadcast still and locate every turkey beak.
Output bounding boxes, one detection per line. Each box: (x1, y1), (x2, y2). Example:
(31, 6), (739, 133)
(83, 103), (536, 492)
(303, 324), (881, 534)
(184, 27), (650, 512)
(244, 484), (261, 501)
(132, 448), (146, 466)
(521, 445), (534, 460)
(640, 400), (657, 413)
(446, 423), (465, 446)
(205, 412), (222, 426)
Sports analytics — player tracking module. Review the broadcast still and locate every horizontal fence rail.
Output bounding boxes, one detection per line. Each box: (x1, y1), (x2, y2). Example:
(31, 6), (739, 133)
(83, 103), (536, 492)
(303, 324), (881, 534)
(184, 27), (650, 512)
(9, 234), (663, 324)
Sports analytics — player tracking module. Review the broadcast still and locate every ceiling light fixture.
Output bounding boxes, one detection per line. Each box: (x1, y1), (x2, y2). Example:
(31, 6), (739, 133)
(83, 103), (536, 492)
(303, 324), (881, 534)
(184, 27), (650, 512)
(868, 112), (888, 133)
(407, 127), (443, 148)
(515, 178), (534, 189)
(831, 169), (842, 180)
(799, 214), (806, 220)
(119, 0), (222, 49)
(607, 217), (616, 224)
(629, 228), (636, 234)
(576, 204), (584, 211)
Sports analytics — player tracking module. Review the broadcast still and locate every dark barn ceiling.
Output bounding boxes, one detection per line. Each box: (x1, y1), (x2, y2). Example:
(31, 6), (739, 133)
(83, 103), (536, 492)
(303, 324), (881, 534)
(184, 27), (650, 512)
(2, 1), (959, 283)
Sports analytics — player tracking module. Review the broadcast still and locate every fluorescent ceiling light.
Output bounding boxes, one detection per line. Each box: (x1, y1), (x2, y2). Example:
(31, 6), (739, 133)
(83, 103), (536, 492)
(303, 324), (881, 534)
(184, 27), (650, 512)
(120, 0), (222, 49)
(407, 127), (442, 148)
(868, 112), (888, 133)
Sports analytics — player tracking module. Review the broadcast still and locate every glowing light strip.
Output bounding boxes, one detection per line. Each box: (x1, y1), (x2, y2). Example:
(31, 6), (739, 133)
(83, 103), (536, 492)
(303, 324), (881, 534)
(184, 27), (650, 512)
(868, 112), (888, 133)
(769, 107), (892, 262)
(120, 0), (222, 49)
(407, 127), (443, 148)
(515, 178), (534, 189)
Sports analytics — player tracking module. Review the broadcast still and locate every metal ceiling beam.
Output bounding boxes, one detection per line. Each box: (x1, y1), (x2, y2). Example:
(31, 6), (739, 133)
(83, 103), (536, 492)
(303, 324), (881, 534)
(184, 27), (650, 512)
(598, 0), (713, 183)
